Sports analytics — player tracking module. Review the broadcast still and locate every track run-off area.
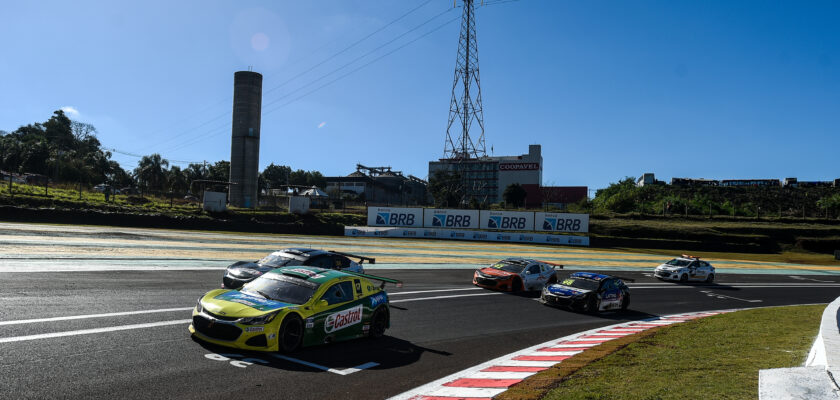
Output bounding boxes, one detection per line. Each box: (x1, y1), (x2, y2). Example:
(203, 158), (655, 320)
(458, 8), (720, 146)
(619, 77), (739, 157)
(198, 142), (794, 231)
(2, 222), (840, 399)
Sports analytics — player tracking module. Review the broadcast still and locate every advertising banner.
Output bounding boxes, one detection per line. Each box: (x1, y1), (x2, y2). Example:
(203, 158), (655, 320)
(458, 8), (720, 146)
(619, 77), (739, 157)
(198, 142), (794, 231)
(366, 207), (423, 227)
(422, 209), (480, 229)
(534, 212), (590, 233)
(479, 210), (535, 231)
(344, 226), (589, 246)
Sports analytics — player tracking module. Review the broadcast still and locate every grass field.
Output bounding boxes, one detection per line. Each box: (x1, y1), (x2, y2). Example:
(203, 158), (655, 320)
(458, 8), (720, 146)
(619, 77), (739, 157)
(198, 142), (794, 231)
(499, 305), (825, 400)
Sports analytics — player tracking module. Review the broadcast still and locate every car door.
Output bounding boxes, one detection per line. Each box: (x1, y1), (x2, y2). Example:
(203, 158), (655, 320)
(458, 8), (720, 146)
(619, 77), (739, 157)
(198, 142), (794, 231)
(523, 264), (542, 290)
(599, 279), (622, 310)
(309, 280), (365, 343)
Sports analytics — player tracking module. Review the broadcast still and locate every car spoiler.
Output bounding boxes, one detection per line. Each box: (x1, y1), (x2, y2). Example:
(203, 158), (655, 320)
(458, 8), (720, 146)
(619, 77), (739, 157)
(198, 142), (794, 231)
(538, 260), (564, 269)
(329, 250), (375, 264)
(344, 271), (402, 289)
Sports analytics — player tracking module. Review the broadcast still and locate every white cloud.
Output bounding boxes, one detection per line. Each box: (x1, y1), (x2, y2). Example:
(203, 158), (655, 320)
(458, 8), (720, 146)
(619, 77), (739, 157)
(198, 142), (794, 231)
(61, 106), (79, 117)
(317, 121), (326, 129)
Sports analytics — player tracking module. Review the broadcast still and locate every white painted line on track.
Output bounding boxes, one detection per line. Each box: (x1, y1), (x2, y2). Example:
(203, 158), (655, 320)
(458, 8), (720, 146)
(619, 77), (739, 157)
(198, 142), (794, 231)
(389, 287), (483, 295)
(0, 319), (191, 344)
(390, 292), (502, 303)
(0, 307), (194, 326)
(700, 290), (763, 303)
(273, 354), (379, 375)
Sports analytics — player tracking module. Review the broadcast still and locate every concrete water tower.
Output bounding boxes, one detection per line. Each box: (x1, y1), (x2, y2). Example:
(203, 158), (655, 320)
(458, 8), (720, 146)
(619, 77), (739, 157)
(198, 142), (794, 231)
(229, 70), (262, 208)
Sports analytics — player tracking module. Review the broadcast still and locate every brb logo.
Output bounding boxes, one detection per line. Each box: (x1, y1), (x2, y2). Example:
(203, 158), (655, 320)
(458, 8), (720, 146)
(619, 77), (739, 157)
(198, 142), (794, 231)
(376, 212), (415, 226)
(488, 216), (527, 230)
(543, 218), (582, 232)
(433, 213), (471, 228)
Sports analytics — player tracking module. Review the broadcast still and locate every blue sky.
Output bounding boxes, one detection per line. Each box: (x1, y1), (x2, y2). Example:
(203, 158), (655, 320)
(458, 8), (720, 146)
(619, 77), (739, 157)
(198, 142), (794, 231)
(1, 0), (838, 191)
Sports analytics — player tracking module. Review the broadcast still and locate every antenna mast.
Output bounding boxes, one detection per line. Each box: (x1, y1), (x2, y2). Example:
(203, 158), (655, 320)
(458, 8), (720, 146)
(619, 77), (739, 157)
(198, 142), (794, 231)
(443, 0), (485, 160)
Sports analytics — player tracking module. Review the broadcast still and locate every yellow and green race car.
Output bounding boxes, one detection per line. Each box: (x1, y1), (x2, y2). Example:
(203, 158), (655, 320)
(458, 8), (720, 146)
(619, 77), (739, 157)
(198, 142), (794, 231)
(189, 266), (400, 352)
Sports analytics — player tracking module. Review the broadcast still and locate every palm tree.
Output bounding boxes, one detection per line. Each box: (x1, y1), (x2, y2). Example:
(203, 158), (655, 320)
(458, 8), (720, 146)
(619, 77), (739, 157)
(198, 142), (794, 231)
(133, 153), (169, 194)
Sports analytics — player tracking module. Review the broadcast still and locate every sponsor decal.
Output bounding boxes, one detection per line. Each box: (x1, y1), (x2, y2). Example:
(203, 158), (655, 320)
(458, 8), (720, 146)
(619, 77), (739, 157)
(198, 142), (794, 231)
(402, 230), (416, 237)
(286, 268), (326, 279)
(305, 318), (314, 329)
(375, 212), (415, 226)
(519, 235), (533, 242)
(451, 231), (465, 238)
(363, 324), (370, 332)
(369, 292), (388, 308)
(542, 217), (582, 232)
(569, 238), (582, 244)
(433, 213), (472, 228)
(214, 291), (291, 312)
(268, 333), (276, 340)
(245, 326), (264, 333)
(325, 305), (363, 333)
(496, 234), (511, 241)
(423, 230), (437, 237)
(499, 162), (540, 171)
(546, 236), (561, 243)
(473, 233), (488, 239)
(488, 216), (527, 230)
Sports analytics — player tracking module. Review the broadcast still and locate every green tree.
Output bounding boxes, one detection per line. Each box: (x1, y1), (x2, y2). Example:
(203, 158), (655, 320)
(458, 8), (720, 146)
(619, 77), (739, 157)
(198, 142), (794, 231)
(503, 183), (527, 209)
(260, 163), (291, 189)
(133, 153), (169, 193)
(428, 169), (463, 207)
(167, 166), (189, 195)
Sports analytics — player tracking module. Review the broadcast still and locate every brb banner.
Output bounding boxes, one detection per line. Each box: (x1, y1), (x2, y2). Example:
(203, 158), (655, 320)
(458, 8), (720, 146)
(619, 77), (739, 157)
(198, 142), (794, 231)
(534, 212), (589, 233)
(423, 209), (480, 229)
(479, 210), (534, 231)
(367, 207), (423, 227)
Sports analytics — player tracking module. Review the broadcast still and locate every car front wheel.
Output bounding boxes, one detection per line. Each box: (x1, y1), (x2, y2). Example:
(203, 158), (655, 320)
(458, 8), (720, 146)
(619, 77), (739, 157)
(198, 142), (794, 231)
(706, 273), (715, 283)
(585, 295), (600, 313)
(278, 314), (303, 353)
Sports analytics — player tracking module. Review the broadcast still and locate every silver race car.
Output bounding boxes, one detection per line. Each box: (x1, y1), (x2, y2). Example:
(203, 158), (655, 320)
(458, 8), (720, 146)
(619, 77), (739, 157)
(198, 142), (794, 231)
(654, 255), (715, 283)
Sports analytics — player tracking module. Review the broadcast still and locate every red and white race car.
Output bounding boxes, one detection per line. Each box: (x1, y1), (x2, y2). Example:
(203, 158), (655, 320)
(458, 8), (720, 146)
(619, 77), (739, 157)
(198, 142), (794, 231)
(473, 258), (563, 292)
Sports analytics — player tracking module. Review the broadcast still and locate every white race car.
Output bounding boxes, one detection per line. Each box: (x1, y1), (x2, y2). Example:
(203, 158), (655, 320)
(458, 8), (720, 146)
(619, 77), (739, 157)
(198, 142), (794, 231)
(653, 255), (715, 283)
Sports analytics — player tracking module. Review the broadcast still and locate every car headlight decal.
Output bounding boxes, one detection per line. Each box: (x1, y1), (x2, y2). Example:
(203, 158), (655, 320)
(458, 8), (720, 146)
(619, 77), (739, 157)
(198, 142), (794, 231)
(195, 298), (203, 313)
(238, 310), (281, 325)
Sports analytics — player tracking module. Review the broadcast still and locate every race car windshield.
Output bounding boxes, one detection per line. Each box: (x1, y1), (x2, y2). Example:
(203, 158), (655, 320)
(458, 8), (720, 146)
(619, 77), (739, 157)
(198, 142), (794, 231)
(665, 259), (692, 267)
(492, 261), (526, 273)
(562, 278), (600, 291)
(241, 275), (319, 305)
(258, 253), (305, 267)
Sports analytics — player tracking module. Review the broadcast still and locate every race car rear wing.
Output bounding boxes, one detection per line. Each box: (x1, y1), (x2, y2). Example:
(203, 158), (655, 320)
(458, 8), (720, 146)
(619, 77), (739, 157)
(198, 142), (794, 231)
(329, 250), (375, 264)
(538, 260), (564, 269)
(345, 271), (402, 289)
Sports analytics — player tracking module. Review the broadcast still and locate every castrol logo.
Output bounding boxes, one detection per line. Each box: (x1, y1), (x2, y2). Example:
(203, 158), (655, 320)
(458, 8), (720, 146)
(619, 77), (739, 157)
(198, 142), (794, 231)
(325, 305), (363, 333)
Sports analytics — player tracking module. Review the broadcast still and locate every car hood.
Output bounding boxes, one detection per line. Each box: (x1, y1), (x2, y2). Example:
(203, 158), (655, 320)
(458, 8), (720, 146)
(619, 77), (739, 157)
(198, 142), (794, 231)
(545, 284), (591, 296)
(226, 262), (276, 278)
(200, 289), (295, 317)
(478, 267), (516, 278)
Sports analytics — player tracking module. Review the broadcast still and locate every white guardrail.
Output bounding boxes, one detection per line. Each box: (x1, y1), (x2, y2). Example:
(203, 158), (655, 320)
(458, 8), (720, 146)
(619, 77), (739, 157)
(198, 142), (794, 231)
(759, 297), (840, 399)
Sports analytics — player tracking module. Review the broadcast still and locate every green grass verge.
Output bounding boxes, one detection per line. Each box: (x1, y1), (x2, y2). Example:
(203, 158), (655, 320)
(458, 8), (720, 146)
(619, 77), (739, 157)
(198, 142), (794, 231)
(499, 305), (825, 400)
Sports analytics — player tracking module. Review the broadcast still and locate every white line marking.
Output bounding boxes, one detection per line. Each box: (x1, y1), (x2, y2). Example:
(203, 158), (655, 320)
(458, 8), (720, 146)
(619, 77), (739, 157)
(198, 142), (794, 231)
(467, 371), (537, 379)
(789, 276), (835, 283)
(427, 387), (508, 398)
(273, 354), (378, 375)
(390, 292), (501, 303)
(700, 290), (763, 303)
(492, 360), (560, 367)
(0, 307), (194, 326)
(389, 287), (483, 295)
(0, 319), (191, 343)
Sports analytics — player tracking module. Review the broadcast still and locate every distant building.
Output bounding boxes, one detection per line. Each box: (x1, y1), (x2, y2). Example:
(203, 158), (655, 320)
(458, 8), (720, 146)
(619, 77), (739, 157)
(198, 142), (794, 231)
(325, 165), (427, 206)
(637, 173), (656, 187)
(428, 144), (542, 204)
(671, 177), (719, 187)
(720, 179), (780, 187)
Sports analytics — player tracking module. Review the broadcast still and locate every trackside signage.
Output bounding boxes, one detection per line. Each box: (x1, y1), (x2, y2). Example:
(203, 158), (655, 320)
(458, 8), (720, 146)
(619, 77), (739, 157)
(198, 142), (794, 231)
(367, 207), (423, 227)
(479, 210), (534, 231)
(423, 209), (480, 229)
(534, 212), (589, 233)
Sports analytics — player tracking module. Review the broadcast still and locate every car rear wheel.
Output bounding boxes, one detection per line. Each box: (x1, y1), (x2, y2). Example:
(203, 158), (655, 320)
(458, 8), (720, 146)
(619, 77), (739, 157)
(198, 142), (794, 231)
(369, 308), (388, 339)
(705, 273), (715, 283)
(585, 295), (599, 313)
(278, 314), (303, 353)
(679, 274), (688, 282)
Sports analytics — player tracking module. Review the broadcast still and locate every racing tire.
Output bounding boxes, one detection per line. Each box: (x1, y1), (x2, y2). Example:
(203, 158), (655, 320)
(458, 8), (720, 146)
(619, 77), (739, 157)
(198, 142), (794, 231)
(369, 307), (388, 339)
(278, 314), (303, 353)
(705, 274), (715, 283)
(679, 274), (688, 283)
(620, 294), (630, 311)
(585, 295), (600, 314)
(511, 278), (523, 293)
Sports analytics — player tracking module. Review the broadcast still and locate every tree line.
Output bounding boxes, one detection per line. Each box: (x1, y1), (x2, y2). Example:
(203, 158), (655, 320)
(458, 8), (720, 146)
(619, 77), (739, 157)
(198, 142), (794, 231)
(1, 110), (326, 197)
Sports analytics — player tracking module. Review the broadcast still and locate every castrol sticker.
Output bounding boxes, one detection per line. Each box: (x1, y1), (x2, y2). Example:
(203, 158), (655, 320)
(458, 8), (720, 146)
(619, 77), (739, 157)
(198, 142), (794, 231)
(325, 305), (363, 333)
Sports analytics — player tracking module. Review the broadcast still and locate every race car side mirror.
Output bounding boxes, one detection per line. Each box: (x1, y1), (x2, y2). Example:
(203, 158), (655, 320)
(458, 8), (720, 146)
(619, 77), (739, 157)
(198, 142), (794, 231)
(317, 300), (328, 308)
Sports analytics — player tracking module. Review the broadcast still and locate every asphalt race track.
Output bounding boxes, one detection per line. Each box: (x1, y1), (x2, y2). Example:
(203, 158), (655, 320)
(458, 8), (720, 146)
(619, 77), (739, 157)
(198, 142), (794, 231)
(1, 223), (840, 399)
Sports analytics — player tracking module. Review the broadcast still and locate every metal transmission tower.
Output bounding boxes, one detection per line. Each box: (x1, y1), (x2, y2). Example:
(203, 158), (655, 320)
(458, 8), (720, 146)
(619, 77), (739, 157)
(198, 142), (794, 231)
(443, 0), (486, 160)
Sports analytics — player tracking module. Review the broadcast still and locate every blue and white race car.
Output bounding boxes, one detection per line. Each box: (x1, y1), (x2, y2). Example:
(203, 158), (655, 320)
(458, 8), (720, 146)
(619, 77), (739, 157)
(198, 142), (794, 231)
(540, 272), (631, 313)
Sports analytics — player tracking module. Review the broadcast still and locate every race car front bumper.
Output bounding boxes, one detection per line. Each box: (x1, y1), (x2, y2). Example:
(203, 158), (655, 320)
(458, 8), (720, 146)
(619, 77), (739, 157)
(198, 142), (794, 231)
(189, 311), (278, 351)
(473, 275), (515, 291)
(654, 270), (679, 280)
(540, 293), (586, 309)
